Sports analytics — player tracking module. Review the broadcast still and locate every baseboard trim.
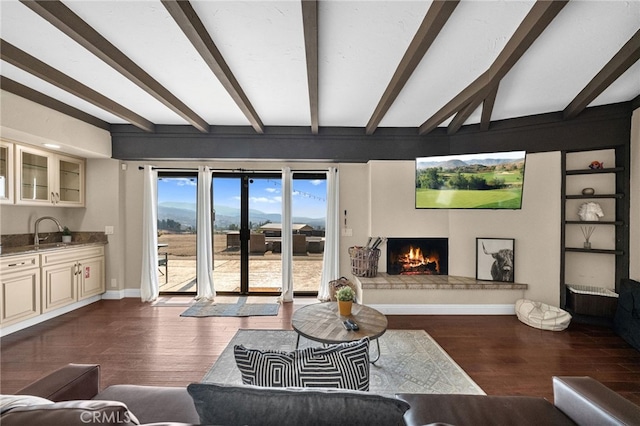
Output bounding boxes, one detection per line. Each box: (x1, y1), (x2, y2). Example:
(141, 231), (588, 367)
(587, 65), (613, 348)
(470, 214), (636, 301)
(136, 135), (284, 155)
(369, 304), (516, 315)
(0, 295), (102, 337)
(102, 288), (141, 299)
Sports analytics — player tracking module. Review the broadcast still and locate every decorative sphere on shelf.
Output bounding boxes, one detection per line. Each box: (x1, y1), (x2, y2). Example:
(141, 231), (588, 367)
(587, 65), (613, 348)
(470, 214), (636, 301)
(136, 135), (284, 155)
(581, 187), (595, 196)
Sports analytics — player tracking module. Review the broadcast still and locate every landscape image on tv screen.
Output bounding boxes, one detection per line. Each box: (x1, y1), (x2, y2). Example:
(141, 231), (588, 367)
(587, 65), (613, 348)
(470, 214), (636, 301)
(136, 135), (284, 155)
(416, 151), (526, 209)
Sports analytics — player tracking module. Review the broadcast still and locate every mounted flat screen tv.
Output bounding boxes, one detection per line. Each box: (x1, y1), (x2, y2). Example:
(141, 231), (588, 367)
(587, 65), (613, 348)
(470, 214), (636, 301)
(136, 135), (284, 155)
(416, 151), (526, 209)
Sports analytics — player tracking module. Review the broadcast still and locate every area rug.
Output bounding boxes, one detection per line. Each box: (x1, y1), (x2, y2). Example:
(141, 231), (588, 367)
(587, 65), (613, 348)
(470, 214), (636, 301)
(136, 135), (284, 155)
(202, 329), (485, 395)
(180, 297), (280, 317)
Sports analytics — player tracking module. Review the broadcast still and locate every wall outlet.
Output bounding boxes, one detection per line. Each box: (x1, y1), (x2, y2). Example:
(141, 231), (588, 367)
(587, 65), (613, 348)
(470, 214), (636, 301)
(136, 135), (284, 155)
(341, 228), (353, 237)
(105, 226), (114, 235)
(110, 278), (117, 288)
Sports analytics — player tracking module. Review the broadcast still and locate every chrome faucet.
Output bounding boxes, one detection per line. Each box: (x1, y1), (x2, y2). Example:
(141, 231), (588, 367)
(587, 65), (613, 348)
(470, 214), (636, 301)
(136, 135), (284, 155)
(34, 216), (64, 246)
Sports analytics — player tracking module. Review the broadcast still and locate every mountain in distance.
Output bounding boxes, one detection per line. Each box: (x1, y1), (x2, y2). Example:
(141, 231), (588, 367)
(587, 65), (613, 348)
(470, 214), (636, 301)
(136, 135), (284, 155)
(417, 157), (523, 170)
(419, 159), (467, 169)
(158, 204), (196, 228)
(158, 202), (325, 230)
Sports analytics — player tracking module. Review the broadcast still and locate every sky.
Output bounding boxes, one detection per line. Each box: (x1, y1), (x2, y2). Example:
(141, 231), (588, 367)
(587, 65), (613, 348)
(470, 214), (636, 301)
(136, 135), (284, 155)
(416, 150), (526, 164)
(158, 176), (327, 218)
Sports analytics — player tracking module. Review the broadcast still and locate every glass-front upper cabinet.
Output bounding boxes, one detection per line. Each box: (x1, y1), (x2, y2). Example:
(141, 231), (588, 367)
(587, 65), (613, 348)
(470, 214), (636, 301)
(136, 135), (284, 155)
(57, 155), (84, 206)
(0, 141), (14, 204)
(15, 145), (85, 207)
(17, 145), (52, 204)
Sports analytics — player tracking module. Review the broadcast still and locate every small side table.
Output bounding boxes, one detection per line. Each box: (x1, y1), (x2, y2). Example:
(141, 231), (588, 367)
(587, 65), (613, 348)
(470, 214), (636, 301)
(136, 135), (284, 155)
(292, 302), (388, 363)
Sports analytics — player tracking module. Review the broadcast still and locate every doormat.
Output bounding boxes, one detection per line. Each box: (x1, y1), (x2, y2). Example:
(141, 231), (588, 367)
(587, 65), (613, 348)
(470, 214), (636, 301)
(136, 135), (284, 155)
(180, 296), (280, 317)
(202, 329), (485, 396)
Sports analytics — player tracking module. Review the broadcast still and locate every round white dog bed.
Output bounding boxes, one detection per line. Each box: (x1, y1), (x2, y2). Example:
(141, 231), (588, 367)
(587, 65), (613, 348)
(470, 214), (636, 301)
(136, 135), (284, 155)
(515, 299), (572, 331)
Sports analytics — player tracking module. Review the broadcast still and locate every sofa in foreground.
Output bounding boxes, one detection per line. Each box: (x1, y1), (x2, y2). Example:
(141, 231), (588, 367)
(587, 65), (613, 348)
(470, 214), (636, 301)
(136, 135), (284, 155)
(2, 363), (640, 426)
(615, 278), (640, 351)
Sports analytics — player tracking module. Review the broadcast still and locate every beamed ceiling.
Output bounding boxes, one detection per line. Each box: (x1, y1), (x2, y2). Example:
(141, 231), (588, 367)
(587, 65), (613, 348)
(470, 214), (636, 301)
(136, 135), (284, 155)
(1, 0), (639, 148)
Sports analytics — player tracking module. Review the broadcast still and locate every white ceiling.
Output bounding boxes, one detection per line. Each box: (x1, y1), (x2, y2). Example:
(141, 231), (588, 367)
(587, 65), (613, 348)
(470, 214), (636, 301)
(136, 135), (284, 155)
(1, 0), (639, 132)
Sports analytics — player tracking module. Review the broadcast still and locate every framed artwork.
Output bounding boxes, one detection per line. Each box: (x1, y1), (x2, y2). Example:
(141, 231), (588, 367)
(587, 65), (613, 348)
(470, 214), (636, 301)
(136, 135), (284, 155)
(476, 238), (515, 282)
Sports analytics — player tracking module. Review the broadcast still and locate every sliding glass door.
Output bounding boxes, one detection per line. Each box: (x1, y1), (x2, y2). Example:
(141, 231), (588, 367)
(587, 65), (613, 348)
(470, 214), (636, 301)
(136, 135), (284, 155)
(212, 173), (282, 294)
(157, 173), (197, 294)
(291, 174), (326, 294)
(157, 170), (326, 296)
(210, 176), (242, 292)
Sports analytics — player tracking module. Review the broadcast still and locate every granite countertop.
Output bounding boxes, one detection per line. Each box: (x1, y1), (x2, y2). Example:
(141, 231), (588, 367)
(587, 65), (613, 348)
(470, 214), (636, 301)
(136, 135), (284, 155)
(0, 241), (107, 257)
(1, 232), (108, 258)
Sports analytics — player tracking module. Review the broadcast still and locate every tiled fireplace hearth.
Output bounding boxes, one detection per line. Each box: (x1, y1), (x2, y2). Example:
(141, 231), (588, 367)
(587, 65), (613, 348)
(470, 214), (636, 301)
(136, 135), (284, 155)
(357, 273), (528, 291)
(353, 273), (528, 314)
(354, 236), (528, 313)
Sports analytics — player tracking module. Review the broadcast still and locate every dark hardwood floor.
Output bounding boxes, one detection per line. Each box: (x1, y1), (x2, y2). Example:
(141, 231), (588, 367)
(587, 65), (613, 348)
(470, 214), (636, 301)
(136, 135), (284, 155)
(1, 298), (639, 405)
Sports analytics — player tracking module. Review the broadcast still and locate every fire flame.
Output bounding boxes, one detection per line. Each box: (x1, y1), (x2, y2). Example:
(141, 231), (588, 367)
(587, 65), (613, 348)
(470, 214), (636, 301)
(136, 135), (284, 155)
(399, 246), (440, 274)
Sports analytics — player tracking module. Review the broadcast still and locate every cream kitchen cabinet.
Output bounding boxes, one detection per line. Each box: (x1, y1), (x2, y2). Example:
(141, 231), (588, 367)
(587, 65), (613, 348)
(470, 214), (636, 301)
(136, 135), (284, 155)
(16, 144), (85, 207)
(41, 246), (105, 312)
(0, 140), (14, 204)
(0, 254), (41, 326)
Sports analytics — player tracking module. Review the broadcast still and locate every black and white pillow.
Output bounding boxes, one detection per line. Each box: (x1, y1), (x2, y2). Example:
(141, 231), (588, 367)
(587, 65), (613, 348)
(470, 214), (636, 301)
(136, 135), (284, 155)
(234, 338), (370, 391)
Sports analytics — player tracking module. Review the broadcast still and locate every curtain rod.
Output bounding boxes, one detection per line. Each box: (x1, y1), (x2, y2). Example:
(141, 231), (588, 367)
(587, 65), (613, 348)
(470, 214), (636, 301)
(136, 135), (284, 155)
(137, 166), (335, 173)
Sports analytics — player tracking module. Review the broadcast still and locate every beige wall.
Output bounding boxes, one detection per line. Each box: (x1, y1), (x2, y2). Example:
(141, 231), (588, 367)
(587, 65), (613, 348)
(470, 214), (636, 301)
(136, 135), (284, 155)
(357, 153), (561, 306)
(118, 160), (340, 291)
(0, 90), (125, 293)
(116, 154), (561, 306)
(0, 90), (111, 159)
(1, 91), (638, 305)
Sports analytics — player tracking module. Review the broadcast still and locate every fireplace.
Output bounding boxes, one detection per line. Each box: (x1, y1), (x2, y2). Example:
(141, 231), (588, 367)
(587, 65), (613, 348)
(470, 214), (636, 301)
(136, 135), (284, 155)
(386, 238), (448, 275)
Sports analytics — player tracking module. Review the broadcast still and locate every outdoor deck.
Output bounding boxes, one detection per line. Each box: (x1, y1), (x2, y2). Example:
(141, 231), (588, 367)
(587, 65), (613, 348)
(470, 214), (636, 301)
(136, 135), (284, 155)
(157, 253), (323, 293)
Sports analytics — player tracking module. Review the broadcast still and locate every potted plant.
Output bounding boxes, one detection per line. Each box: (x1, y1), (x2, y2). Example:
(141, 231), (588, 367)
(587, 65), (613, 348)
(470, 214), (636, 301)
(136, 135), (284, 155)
(62, 226), (72, 243)
(335, 286), (355, 316)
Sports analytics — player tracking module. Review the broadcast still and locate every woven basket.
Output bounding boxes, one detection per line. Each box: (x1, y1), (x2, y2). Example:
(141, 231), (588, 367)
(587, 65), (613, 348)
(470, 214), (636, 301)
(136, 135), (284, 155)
(328, 277), (357, 302)
(348, 247), (380, 277)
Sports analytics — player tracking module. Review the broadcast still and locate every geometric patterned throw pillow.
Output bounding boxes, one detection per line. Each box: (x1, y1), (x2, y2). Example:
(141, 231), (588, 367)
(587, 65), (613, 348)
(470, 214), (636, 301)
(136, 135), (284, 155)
(234, 338), (370, 391)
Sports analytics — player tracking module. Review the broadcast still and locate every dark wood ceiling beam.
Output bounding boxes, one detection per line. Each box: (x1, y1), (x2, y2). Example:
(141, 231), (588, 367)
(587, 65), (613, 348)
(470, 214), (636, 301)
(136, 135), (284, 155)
(365, 0), (460, 135)
(161, 0), (264, 134)
(480, 85), (499, 131)
(1, 76), (110, 130)
(418, 72), (491, 135)
(21, 0), (209, 133)
(419, 0), (568, 135)
(0, 39), (154, 132)
(564, 28), (640, 119)
(449, 83), (499, 134)
(447, 97), (482, 135)
(301, 0), (319, 134)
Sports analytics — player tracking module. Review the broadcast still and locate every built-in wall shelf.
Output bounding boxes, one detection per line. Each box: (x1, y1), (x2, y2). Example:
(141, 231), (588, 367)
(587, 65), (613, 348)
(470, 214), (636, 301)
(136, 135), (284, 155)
(560, 147), (630, 319)
(565, 248), (624, 255)
(565, 194), (624, 199)
(565, 167), (624, 175)
(564, 220), (623, 225)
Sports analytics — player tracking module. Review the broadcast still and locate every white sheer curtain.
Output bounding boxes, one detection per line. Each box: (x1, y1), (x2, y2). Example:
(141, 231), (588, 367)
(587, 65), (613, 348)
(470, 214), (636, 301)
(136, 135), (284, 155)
(140, 165), (159, 302)
(279, 167), (294, 302)
(318, 167), (339, 301)
(196, 166), (215, 301)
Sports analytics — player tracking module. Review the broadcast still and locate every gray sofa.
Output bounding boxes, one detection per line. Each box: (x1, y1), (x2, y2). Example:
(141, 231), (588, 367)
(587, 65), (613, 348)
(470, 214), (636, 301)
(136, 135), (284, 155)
(615, 278), (640, 351)
(2, 363), (640, 425)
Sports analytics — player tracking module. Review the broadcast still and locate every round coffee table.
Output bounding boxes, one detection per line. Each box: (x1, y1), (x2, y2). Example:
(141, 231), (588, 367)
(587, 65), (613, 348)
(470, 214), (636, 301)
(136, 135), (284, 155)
(292, 302), (388, 363)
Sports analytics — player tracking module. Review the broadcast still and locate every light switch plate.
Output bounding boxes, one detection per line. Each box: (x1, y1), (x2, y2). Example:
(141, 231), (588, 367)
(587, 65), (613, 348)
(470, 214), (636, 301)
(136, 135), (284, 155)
(104, 226), (114, 235)
(341, 228), (353, 237)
